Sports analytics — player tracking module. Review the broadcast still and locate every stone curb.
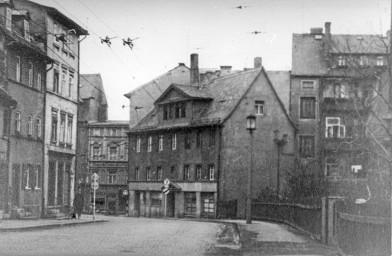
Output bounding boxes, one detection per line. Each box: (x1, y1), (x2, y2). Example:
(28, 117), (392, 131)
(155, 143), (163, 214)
(0, 220), (108, 232)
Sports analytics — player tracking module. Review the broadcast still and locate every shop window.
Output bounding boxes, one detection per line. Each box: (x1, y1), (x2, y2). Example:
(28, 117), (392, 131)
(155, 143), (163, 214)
(203, 196), (214, 214)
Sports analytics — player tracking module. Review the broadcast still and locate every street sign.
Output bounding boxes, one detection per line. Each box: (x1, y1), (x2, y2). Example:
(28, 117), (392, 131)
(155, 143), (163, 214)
(162, 187), (170, 195)
(91, 182), (99, 190)
(163, 178), (170, 188)
(91, 173), (99, 182)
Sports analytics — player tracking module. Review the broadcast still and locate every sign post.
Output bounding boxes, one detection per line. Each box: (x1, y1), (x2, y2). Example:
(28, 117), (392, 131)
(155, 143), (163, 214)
(162, 179), (170, 217)
(91, 173), (99, 221)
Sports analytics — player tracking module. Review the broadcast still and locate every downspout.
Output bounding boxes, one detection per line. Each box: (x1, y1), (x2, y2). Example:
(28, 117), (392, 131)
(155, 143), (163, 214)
(41, 61), (54, 218)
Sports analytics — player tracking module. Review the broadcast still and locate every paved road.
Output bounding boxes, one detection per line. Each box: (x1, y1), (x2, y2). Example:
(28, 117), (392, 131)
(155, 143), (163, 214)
(0, 217), (220, 256)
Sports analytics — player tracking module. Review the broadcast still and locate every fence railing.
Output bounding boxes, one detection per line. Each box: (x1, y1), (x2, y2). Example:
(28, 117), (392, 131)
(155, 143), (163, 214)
(252, 201), (322, 239)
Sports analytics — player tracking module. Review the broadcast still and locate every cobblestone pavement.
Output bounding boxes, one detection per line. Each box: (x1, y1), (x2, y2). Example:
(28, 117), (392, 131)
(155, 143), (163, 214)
(0, 216), (220, 256)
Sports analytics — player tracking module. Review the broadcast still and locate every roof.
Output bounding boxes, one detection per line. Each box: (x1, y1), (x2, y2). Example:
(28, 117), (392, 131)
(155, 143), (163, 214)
(155, 83), (212, 104)
(266, 71), (291, 113)
(132, 68), (263, 131)
(14, 0), (88, 35)
(328, 34), (389, 54)
(0, 87), (17, 107)
(80, 74), (107, 106)
(292, 34), (329, 76)
(88, 120), (129, 127)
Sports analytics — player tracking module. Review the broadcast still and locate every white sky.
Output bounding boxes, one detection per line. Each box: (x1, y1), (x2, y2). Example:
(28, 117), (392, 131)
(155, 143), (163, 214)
(34, 0), (390, 120)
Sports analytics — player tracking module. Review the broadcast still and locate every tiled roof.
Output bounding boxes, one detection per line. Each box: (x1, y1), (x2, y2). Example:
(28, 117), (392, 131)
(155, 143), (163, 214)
(329, 34), (389, 54)
(292, 34), (328, 76)
(132, 68), (262, 131)
(163, 83), (212, 101)
(266, 71), (291, 113)
(80, 74), (107, 106)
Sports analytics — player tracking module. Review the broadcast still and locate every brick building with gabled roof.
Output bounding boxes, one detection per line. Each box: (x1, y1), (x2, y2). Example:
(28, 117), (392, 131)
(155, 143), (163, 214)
(127, 56), (296, 218)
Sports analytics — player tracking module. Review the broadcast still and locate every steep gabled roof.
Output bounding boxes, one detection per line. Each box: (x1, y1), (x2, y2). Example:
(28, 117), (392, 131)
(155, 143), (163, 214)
(80, 74), (107, 106)
(329, 34), (389, 54)
(155, 83), (212, 104)
(266, 71), (291, 113)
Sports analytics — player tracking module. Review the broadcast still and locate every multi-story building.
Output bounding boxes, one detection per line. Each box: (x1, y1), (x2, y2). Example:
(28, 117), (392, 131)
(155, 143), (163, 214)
(127, 56), (296, 218)
(76, 73), (108, 210)
(0, 0), (51, 218)
(87, 121), (129, 214)
(291, 22), (390, 200)
(13, 0), (88, 217)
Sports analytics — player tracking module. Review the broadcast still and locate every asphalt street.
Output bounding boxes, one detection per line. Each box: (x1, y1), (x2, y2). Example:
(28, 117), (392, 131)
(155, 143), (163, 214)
(0, 217), (221, 256)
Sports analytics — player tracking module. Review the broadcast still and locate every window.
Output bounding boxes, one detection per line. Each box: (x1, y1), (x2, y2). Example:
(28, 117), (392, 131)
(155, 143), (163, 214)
(338, 56), (346, 67)
(35, 165), (42, 189)
(157, 167), (163, 181)
(334, 84), (349, 99)
(184, 165), (190, 181)
(35, 118), (42, 138)
(209, 130), (215, 147)
(209, 165), (215, 181)
(325, 157), (339, 177)
(3, 109), (11, 136)
(135, 167), (139, 180)
(300, 97), (316, 119)
(67, 115), (73, 144)
(163, 105), (169, 120)
(68, 71), (74, 98)
(171, 133), (177, 150)
(92, 145), (100, 160)
(196, 131), (202, 148)
(109, 146), (118, 160)
(136, 138), (141, 153)
(53, 65), (59, 93)
(359, 56), (368, 66)
(255, 100), (264, 115)
(376, 56), (385, 66)
(146, 167), (151, 181)
(16, 56), (21, 82)
(158, 135), (163, 151)
(147, 136), (152, 152)
(6, 8), (11, 30)
(14, 111), (21, 134)
(170, 165), (178, 180)
(28, 62), (33, 87)
(164, 103), (186, 120)
(196, 165), (202, 180)
(37, 73), (42, 91)
(51, 109), (58, 142)
(184, 193), (196, 216)
(184, 132), (191, 149)
(175, 102), (186, 118)
(60, 113), (66, 143)
(326, 117), (346, 138)
(299, 135), (315, 158)
(27, 115), (33, 136)
(301, 80), (315, 90)
(108, 170), (116, 184)
(61, 67), (68, 95)
(23, 20), (30, 41)
(24, 164), (31, 190)
(203, 197), (214, 213)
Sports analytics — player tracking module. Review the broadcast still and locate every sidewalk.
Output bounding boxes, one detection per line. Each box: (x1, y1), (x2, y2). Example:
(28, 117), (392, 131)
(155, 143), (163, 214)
(221, 220), (340, 256)
(0, 214), (108, 232)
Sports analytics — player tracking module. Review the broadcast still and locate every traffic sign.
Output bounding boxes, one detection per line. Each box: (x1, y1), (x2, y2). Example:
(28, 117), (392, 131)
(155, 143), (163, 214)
(91, 182), (99, 190)
(122, 190), (129, 196)
(163, 178), (170, 188)
(91, 173), (99, 182)
(162, 187), (170, 194)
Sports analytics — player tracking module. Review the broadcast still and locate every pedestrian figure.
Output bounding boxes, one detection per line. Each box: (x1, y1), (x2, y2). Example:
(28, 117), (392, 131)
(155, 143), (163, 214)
(74, 193), (84, 219)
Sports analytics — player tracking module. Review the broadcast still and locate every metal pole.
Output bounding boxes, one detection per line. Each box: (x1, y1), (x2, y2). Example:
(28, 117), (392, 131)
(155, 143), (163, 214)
(277, 145), (281, 199)
(246, 130), (253, 224)
(164, 193), (167, 217)
(93, 185), (96, 221)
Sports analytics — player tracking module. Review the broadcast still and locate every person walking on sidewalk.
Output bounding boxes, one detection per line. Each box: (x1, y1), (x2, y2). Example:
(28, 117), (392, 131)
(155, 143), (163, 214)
(74, 193), (84, 219)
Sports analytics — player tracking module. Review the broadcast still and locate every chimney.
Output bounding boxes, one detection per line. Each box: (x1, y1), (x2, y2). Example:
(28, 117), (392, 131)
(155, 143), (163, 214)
(254, 57), (262, 68)
(325, 22), (331, 36)
(190, 53), (199, 85)
(178, 62), (185, 66)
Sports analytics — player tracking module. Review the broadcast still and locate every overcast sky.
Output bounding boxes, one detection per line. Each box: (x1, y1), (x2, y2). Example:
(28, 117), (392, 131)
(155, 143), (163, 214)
(35, 0), (390, 120)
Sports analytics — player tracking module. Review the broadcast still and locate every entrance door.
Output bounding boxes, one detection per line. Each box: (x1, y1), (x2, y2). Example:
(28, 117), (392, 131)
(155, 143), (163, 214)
(165, 192), (175, 217)
(184, 192), (196, 217)
(11, 164), (20, 207)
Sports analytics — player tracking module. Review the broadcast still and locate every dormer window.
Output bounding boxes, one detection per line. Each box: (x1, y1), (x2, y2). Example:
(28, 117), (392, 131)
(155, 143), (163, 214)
(23, 20), (30, 41)
(6, 8), (11, 31)
(163, 102), (186, 120)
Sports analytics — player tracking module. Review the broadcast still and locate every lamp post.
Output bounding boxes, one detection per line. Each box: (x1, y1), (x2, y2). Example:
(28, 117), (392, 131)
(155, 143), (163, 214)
(246, 114), (256, 224)
(273, 130), (288, 200)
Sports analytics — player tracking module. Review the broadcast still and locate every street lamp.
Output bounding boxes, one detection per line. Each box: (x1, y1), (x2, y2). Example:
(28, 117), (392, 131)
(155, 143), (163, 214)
(246, 114), (256, 224)
(273, 130), (288, 200)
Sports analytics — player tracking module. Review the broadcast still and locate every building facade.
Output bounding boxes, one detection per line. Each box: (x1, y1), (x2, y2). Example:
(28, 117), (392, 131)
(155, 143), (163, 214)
(87, 121), (129, 214)
(291, 22), (390, 201)
(0, 0), (51, 218)
(13, 0), (88, 217)
(127, 56), (296, 218)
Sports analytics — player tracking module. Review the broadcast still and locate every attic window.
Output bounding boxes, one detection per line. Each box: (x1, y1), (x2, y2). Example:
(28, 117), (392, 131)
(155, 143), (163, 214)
(163, 102), (186, 120)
